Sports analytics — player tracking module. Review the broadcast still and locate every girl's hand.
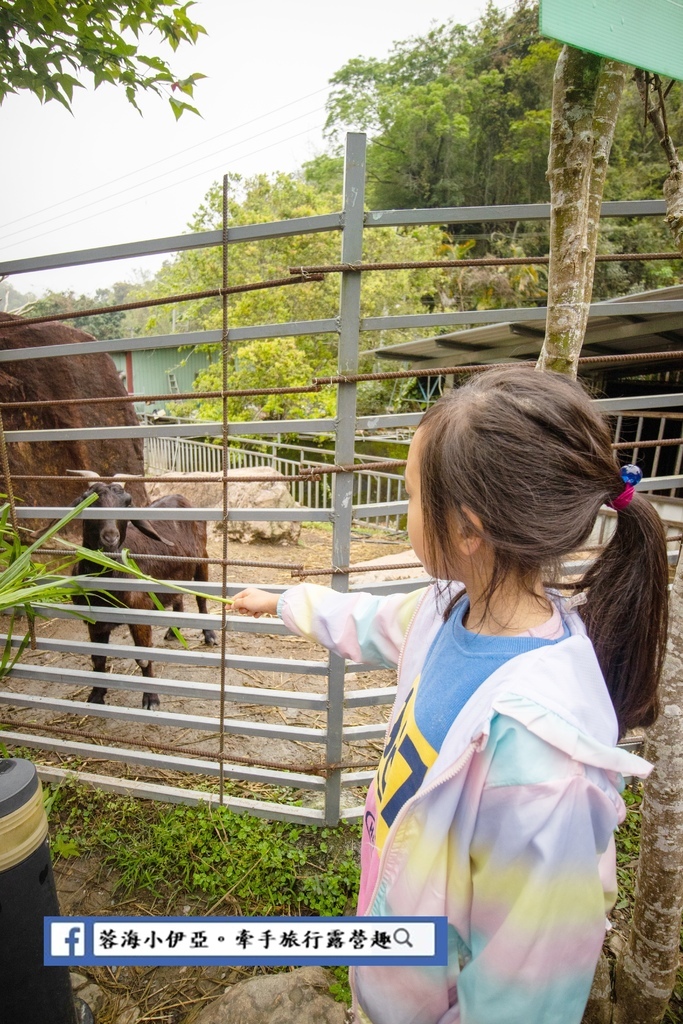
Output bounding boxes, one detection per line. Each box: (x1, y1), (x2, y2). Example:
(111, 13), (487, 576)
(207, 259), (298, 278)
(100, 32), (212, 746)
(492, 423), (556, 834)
(232, 587), (280, 618)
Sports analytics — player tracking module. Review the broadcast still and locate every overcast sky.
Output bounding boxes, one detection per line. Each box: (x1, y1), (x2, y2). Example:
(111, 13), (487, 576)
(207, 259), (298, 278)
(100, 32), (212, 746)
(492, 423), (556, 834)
(1, 0), (508, 298)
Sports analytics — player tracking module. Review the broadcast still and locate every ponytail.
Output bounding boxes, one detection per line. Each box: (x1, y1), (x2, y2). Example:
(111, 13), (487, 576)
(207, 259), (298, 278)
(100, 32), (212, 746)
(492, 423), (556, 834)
(580, 494), (669, 737)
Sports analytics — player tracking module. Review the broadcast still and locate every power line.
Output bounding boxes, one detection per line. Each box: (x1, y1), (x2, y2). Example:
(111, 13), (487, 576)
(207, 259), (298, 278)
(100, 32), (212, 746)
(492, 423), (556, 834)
(0, 122), (327, 255)
(0, 85), (332, 235)
(0, 105), (325, 246)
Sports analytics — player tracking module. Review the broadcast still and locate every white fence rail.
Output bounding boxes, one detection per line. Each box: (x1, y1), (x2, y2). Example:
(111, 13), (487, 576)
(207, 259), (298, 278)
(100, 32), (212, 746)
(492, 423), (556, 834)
(145, 435), (408, 531)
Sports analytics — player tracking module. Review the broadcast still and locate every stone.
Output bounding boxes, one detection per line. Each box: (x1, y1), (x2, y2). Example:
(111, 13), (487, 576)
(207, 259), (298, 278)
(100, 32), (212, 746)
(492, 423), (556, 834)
(147, 469), (301, 545)
(70, 971), (106, 1016)
(0, 311), (148, 531)
(192, 966), (347, 1024)
(78, 984), (106, 1017)
(116, 1007), (141, 1024)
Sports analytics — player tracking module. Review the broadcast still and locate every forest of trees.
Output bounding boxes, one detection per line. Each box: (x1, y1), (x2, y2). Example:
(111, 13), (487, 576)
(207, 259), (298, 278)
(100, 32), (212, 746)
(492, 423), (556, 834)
(13, 0), (683, 418)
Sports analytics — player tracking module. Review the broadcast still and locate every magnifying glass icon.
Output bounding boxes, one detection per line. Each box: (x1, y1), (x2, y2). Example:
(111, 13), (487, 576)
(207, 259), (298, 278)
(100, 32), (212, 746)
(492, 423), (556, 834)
(393, 927), (413, 948)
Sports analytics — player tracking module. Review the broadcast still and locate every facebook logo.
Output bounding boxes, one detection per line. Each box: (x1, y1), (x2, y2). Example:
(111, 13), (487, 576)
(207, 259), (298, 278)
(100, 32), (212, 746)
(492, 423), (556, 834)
(49, 921), (85, 960)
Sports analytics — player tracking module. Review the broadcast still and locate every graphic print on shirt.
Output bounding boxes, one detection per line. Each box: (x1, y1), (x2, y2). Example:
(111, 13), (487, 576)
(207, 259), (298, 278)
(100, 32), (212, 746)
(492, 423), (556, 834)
(374, 679), (438, 850)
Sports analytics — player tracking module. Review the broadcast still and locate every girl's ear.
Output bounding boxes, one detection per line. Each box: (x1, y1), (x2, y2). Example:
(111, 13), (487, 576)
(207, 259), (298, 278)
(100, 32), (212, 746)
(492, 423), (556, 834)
(455, 506), (484, 558)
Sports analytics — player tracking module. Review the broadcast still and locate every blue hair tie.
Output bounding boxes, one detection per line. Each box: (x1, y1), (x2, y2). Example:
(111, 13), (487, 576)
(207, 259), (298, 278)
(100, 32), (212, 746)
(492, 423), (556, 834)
(620, 465), (643, 487)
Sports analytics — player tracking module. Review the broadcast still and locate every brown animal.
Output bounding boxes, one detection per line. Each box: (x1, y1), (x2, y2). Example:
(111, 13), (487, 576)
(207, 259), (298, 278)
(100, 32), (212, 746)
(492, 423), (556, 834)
(70, 473), (217, 710)
(0, 312), (147, 526)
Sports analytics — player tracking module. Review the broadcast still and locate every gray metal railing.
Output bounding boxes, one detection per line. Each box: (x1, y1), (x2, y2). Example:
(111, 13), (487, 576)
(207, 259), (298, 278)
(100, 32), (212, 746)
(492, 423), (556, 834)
(144, 435), (408, 531)
(1, 134), (682, 824)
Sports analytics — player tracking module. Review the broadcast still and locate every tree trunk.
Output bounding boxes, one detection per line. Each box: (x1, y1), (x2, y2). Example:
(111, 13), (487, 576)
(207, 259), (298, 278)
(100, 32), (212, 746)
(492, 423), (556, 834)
(537, 48), (627, 376)
(613, 551), (683, 1024)
(540, 50), (683, 1024)
(582, 951), (614, 1024)
(634, 69), (683, 252)
(611, 71), (683, 1024)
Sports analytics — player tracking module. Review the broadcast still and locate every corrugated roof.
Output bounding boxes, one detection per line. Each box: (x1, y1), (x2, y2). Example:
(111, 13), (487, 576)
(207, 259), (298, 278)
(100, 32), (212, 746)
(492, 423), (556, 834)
(373, 284), (683, 373)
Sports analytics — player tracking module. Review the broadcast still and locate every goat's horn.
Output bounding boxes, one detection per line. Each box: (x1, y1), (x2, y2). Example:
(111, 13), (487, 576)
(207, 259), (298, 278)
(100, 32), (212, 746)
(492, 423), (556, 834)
(66, 469), (100, 479)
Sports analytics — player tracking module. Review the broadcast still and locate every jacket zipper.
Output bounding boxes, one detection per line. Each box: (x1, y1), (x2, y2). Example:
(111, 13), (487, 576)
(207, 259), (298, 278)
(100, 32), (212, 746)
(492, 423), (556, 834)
(351, 586), (476, 1013)
(366, 738), (481, 914)
(351, 738), (481, 1013)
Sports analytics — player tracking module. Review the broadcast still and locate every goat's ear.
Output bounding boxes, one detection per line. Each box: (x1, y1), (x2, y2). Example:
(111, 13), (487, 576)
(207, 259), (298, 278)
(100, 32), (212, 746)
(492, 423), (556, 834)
(135, 519), (176, 548)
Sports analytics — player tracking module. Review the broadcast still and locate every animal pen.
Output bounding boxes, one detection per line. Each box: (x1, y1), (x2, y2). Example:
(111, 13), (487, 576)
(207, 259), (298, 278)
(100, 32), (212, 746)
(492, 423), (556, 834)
(2, 132), (683, 826)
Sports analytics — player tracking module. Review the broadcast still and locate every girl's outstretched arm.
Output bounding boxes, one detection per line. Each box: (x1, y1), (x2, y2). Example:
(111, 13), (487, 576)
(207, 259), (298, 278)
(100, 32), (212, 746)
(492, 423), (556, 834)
(238, 582), (429, 668)
(278, 583), (428, 667)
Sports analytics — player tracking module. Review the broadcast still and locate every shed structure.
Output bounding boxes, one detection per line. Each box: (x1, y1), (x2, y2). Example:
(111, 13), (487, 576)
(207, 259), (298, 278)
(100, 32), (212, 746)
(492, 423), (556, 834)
(372, 284), (683, 398)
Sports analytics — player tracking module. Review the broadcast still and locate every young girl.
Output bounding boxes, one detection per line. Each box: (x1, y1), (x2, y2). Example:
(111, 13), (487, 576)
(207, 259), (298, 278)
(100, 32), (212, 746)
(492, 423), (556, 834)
(232, 366), (669, 1024)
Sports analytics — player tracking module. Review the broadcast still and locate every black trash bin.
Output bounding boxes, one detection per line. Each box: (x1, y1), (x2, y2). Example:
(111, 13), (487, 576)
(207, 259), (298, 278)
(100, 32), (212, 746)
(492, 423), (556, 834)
(0, 758), (93, 1023)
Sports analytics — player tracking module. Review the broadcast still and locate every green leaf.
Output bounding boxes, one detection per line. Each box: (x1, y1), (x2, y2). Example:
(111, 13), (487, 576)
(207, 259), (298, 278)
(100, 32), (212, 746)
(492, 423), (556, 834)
(53, 833), (80, 858)
(0, 0), (205, 113)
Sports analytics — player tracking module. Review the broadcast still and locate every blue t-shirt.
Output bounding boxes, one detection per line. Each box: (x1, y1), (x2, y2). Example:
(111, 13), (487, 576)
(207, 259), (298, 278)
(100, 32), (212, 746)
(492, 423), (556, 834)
(374, 597), (569, 843)
(414, 596), (570, 751)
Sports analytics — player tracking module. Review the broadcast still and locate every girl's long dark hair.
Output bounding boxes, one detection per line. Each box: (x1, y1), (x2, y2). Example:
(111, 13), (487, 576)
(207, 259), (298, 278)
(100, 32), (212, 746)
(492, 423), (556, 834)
(418, 366), (669, 737)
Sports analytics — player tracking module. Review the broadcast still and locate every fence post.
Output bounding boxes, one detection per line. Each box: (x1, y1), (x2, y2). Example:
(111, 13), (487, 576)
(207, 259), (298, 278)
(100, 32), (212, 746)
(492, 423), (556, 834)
(325, 132), (366, 826)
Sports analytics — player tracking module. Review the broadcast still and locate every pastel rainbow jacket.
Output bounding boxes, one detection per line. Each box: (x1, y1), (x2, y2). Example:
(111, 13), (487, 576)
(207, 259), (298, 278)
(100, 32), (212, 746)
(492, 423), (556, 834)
(277, 583), (652, 1024)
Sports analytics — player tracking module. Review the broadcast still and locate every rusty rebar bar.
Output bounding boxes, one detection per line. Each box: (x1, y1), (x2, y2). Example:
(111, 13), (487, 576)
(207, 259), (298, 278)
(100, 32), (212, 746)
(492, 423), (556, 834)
(2, 351), (683, 413)
(0, 718), (378, 775)
(0, 384), (325, 409)
(31, 548), (306, 571)
(0, 275), (324, 330)
(290, 252), (683, 276)
(3, 461), (408, 485)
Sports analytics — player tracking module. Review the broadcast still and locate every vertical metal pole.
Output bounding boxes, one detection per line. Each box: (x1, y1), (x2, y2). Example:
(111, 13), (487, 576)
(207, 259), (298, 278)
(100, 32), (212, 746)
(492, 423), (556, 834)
(325, 132), (366, 826)
(219, 173), (229, 805)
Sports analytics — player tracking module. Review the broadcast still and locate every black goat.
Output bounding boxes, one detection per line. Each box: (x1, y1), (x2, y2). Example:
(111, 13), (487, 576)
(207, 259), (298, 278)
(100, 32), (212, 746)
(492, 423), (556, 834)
(70, 475), (216, 710)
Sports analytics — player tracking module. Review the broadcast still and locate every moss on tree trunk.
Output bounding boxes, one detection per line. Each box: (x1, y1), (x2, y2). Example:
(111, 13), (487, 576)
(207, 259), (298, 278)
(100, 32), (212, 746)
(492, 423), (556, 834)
(537, 48), (627, 377)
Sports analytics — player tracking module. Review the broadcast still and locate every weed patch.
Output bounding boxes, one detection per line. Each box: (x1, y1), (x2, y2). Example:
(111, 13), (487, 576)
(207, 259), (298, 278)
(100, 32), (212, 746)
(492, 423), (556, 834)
(49, 781), (361, 919)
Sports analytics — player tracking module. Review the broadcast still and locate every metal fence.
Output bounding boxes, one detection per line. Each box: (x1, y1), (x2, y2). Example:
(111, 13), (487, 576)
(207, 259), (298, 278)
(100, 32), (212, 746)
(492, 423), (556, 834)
(1, 132), (683, 825)
(145, 435), (407, 530)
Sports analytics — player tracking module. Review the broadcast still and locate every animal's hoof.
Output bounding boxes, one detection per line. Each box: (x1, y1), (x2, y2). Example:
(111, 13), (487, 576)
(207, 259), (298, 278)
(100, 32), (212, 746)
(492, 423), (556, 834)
(204, 631), (217, 647)
(142, 693), (160, 711)
(163, 628), (176, 641)
(87, 690), (106, 705)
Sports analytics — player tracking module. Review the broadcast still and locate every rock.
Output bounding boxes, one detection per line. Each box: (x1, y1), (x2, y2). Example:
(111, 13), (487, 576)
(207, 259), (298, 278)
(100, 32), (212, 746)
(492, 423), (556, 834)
(116, 1007), (141, 1024)
(78, 983), (105, 1015)
(0, 311), (148, 531)
(78, 984), (106, 1017)
(147, 469), (301, 545)
(192, 966), (346, 1024)
(71, 972), (106, 1017)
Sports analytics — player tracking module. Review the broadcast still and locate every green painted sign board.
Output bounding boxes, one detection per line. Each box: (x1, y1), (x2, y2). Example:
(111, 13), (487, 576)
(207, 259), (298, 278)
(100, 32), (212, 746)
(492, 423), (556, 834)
(540, 0), (683, 81)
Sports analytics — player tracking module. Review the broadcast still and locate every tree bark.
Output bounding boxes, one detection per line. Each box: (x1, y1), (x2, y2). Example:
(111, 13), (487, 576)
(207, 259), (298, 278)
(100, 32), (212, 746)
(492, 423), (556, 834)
(582, 951), (614, 1024)
(613, 551), (683, 1024)
(611, 72), (683, 1024)
(634, 69), (683, 253)
(537, 49), (628, 376)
